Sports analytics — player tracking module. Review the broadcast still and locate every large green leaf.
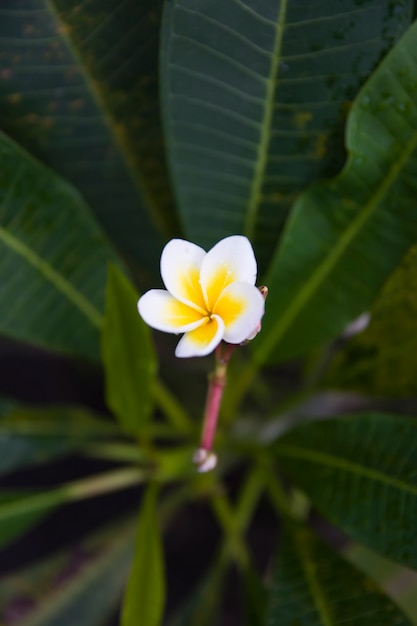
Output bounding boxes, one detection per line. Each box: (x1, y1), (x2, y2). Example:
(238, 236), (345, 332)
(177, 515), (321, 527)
(101, 265), (156, 435)
(250, 18), (417, 367)
(15, 520), (136, 626)
(121, 487), (165, 626)
(325, 244), (417, 396)
(0, 403), (119, 476)
(274, 413), (417, 570)
(0, 131), (120, 359)
(266, 524), (411, 625)
(0, 0), (171, 273)
(161, 0), (412, 272)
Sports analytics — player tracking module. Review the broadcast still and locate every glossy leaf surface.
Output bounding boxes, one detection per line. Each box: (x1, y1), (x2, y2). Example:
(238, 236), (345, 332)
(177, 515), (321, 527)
(0, 0), (169, 273)
(275, 413), (417, 570)
(0, 132), (122, 359)
(102, 265), (157, 435)
(252, 18), (417, 364)
(121, 488), (165, 626)
(161, 0), (412, 272)
(266, 524), (410, 625)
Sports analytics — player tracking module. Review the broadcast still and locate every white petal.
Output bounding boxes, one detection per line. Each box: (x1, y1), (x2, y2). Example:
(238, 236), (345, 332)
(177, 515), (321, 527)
(200, 235), (257, 310)
(138, 290), (205, 333)
(175, 314), (225, 358)
(214, 282), (265, 344)
(160, 239), (207, 313)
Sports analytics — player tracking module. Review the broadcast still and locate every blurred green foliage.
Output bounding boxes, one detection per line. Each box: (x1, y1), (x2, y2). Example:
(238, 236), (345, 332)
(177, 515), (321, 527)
(2, 1), (417, 624)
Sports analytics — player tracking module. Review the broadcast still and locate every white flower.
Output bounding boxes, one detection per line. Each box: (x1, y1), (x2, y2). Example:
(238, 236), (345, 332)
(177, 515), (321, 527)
(138, 235), (265, 358)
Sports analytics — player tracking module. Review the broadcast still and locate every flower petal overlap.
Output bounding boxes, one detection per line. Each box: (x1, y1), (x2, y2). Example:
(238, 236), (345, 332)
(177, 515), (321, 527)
(138, 235), (265, 357)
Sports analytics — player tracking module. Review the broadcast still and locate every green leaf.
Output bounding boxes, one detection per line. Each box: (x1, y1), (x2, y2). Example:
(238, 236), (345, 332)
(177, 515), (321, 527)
(266, 524), (411, 625)
(346, 544), (417, 623)
(0, 403), (120, 476)
(249, 18), (417, 365)
(325, 244), (417, 396)
(161, 0), (412, 271)
(0, 468), (144, 550)
(101, 265), (157, 435)
(0, 0), (171, 271)
(14, 520), (136, 626)
(274, 413), (417, 570)
(121, 487), (165, 626)
(0, 131), (122, 359)
(0, 492), (52, 550)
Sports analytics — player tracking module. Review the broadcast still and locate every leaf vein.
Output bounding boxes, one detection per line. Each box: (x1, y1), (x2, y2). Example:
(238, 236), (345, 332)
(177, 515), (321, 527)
(258, 126), (417, 363)
(285, 4), (381, 29)
(277, 444), (417, 496)
(0, 223), (103, 330)
(282, 37), (382, 62)
(172, 34), (268, 85)
(172, 140), (255, 167)
(168, 63), (264, 104)
(176, 5), (272, 57)
(170, 94), (262, 129)
(231, 0), (277, 27)
(171, 120), (259, 149)
(175, 164), (251, 187)
(243, 0), (289, 239)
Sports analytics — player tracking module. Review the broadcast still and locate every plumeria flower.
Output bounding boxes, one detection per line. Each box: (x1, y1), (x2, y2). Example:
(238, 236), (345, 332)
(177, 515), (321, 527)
(138, 235), (265, 358)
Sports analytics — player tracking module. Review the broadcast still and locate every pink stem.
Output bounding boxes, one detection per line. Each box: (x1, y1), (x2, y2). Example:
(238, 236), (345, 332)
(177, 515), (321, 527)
(199, 342), (236, 452)
(200, 370), (226, 451)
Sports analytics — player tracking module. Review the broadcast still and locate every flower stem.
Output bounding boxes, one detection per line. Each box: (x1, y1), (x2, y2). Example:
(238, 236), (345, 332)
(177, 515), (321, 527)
(194, 343), (236, 472)
(201, 367), (225, 450)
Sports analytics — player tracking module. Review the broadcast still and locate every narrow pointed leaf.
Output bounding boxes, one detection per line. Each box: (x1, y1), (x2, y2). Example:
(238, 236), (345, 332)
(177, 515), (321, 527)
(0, 469), (143, 549)
(101, 265), (157, 435)
(121, 487), (165, 626)
(266, 524), (411, 625)
(0, 492), (53, 550)
(274, 413), (417, 570)
(0, 0), (171, 270)
(326, 244), (417, 396)
(0, 403), (119, 476)
(161, 0), (412, 271)
(0, 132), (121, 359)
(253, 19), (417, 364)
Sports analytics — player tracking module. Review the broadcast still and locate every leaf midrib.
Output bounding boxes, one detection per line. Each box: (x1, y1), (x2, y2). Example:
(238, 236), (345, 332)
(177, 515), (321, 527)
(276, 443), (417, 496)
(44, 0), (172, 239)
(294, 530), (334, 626)
(0, 225), (103, 329)
(243, 0), (288, 239)
(256, 127), (417, 365)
